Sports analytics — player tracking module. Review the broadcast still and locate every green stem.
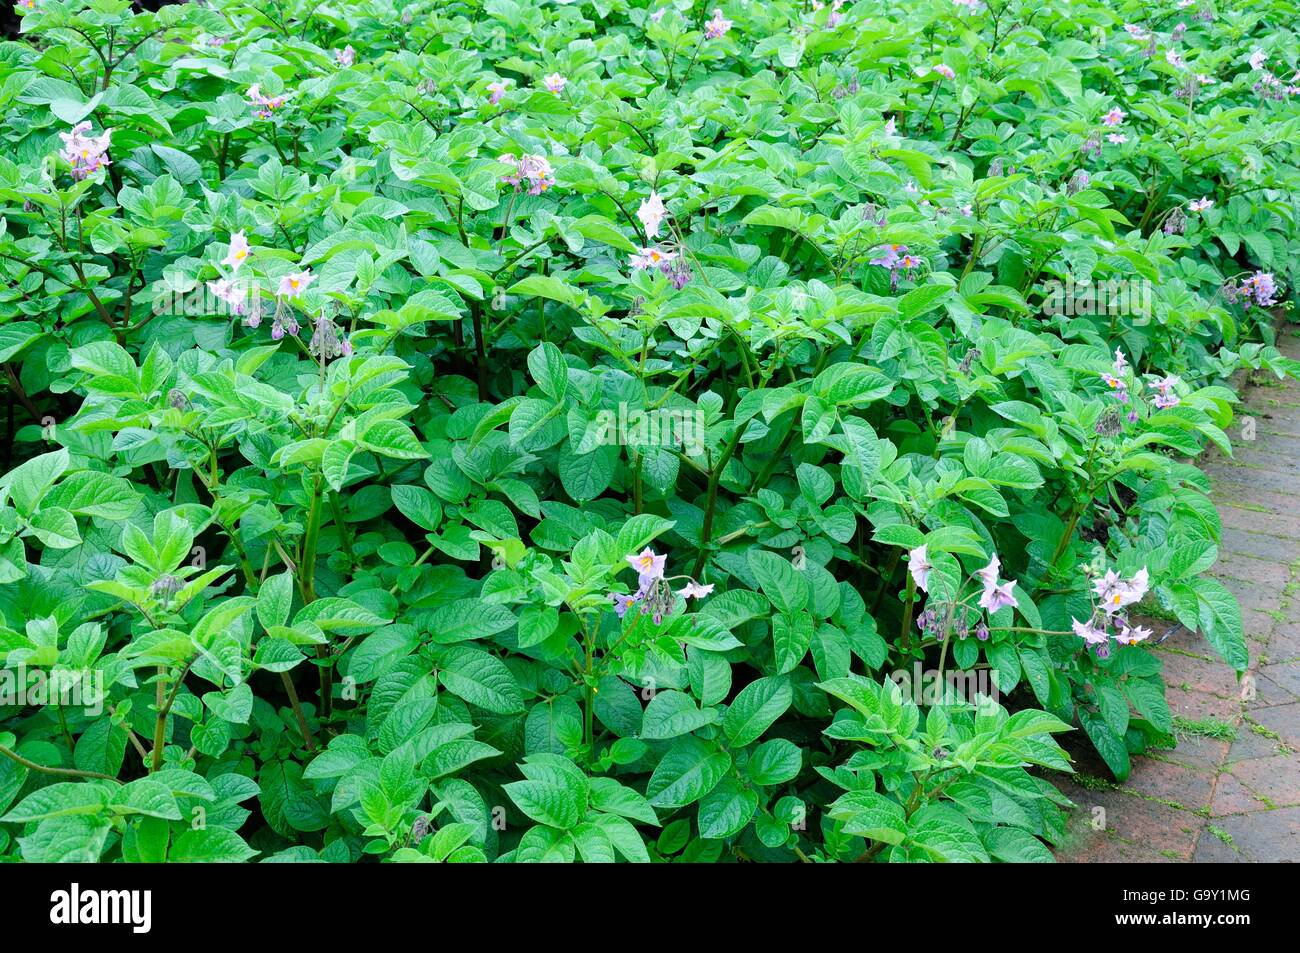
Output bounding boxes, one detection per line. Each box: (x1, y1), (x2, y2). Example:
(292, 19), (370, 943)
(691, 421), (749, 578)
(150, 664), (166, 773)
(299, 476), (333, 723)
(0, 744), (119, 783)
(899, 573), (917, 650)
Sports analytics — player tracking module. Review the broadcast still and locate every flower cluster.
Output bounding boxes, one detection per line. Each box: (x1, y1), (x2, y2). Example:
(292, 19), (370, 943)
(500, 153), (556, 194)
(247, 84), (290, 119)
(611, 548), (713, 623)
(1072, 567), (1151, 658)
(870, 244), (922, 291)
(704, 9), (732, 40)
(1149, 374), (1180, 410)
(58, 122), (111, 180)
(336, 45), (355, 68)
(1222, 271), (1280, 309)
(309, 312), (352, 360)
(908, 548), (1018, 641)
(1099, 347), (1131, 402)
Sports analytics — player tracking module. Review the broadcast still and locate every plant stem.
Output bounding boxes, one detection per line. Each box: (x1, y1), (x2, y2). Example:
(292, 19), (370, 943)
(299, 475), (333, 723)
(150, 664), (166, 773)
(0, 744), (119, 783)
(691, 421), (749, 578)
(279, 671), (317, 750)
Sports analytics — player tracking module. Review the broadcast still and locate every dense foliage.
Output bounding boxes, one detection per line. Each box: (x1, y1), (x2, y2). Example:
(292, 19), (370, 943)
(0, 0), (1297, 864)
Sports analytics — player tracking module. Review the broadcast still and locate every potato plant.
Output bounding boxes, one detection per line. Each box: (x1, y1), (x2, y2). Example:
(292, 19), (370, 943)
(0, 0), (1297, 863)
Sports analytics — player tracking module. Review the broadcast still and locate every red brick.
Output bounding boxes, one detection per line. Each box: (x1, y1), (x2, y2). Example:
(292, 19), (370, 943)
(1155, 649), (1242, 699)
(1123, 759), (1215, 811)
(1165, 685), (1243, 723)
(1218, 751), (1300, 812)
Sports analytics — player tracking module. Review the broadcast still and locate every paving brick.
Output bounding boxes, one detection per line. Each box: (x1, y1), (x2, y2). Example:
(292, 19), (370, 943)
(1265, 622), (1300, 662)
(1058, 832), (1183, 863)
(1218, 751), (1300, 811)
(1165, 685), (1242, 723)
(1212, 462), (1300, 495)
(1259, 659), (1300, 698)
(1219, 504), (1300, 541)
(1153, 733), (1232, 772)
(1198, 807), (1300, 862)
(1211, 551), (1294, 588)
(1121, 758), (1215, 811)
(1232, 702), (1300, 757)
(1224, 445), (1300, 475)
(1222, 527), (1298, 562)
(1251, 669), (1299, 708)
(1209, 772), (1272, 816)
(1155, 649), (1241, 699)
(1191, 829), (1246, 862)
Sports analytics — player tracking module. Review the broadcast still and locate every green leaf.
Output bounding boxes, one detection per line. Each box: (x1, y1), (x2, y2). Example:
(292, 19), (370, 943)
(436, 646), (524, 713)
(722, 676), (792, 747)
(747, 550), (809, 615)
(171, 827), (259, 863)
(639, 690), (719, 740)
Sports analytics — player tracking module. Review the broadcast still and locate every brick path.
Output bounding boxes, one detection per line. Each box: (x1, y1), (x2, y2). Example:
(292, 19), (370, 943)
(1054, 327), (1300, 862)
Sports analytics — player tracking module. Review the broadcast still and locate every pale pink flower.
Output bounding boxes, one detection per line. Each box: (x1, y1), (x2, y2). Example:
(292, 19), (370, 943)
(610, 592), (639, 619)
(277, 270), (314, 298)
(1094, 568), (1148, 614)
(1165, 49), (1184, 69)
(979, 581), (1018, 612)
(934, 63), (956, 80)
(542, 73), (567, 95)
(907, 545), (932, 593)
(637, 192), (667, 239)
(649, 8), (666, 22)
(207, 278), (248, 315)
(487, 81), (508, 105)
(1189, 197), (1213, 212)
(247, 84), (290, 119)
(630, 246), (677, 271)
(500, 153), (555, 194)
(335, 45), (355, 68)
(1116, 624), (1152, 646)
(1249, 49), (1267, 71)
(1106, 133), (1128, 144)
(1102, 107), (1125, 126)
(1072, 617), (1109, 646)
(704, 8), (732, 39)
(679, 581), (715, 600)
(627, 548), (667, 586)
(222, 231), (250, 273)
